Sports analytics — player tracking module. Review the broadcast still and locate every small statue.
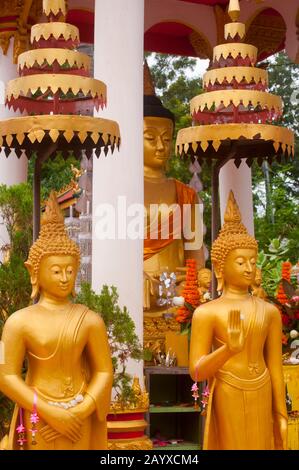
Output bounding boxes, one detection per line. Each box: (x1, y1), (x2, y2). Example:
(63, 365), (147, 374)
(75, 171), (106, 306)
(143, 61), (205, 311)
(0, 193), (113, 450)
(197, 268), (212, 303)
(189, 191), (288, 450)
(251, 267), (267, 299)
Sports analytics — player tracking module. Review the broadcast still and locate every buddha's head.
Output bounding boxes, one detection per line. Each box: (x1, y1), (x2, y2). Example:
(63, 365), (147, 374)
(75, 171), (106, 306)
(198, 268), (212, 290)
(144, 61), (174, 171)
(211, 191), (258, 292)
(25, 192), (80, 300)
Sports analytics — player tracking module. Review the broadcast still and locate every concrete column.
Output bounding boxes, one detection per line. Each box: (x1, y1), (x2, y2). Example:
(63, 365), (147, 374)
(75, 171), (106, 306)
(92, 0), (144, 380)
(0, 41), (28, 260)
(219, 160), (254, 236)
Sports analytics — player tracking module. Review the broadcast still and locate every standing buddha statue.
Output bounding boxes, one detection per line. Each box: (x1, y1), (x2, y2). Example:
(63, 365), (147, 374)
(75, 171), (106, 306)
(143, 62), (204, 311)
(189, 191), (287, 450)
(0, 193), (113, 450)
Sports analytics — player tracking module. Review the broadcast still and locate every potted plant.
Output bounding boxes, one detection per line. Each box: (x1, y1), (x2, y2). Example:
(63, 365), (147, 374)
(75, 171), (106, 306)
(75, 283), (152, 450)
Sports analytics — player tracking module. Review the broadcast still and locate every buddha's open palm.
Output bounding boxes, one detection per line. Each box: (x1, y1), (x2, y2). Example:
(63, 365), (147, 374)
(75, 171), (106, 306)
(227, 309), (245, 354)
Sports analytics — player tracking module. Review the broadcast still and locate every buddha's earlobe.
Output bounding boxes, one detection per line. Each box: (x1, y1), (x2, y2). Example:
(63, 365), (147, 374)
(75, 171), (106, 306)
(24, 261), (39, 300)
(30, 283), (40, 300)
(214, 265), (224, 293)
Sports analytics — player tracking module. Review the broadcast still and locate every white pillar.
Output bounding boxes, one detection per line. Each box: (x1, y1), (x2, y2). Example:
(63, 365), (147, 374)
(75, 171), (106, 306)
(92, 0), (144, 380)
(219, 160), (254, 236)
(0, 41), (28, 260)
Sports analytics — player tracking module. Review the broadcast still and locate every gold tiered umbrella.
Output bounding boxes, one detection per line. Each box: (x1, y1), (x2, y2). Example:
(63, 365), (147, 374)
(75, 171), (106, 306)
(0, 0), (120, 239)
(176, 0), (294, 246)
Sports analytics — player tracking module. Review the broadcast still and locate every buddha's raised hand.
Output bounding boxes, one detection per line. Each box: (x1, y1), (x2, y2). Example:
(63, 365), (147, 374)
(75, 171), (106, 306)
(227, 309), (245, 354)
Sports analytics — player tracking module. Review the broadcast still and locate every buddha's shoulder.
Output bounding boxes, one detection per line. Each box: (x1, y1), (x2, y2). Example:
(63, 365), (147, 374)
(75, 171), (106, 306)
(75, 304), (105, 326)
(193, 297), (222, 318)
(4, 305), (37, 330)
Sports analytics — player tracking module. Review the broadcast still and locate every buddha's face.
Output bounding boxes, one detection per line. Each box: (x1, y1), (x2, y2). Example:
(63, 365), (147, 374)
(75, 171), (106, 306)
(144, 116), (173, 169)
(222, 248), (257, 290)
(198, 271), (212, 290)
(38, 255), (78, 300)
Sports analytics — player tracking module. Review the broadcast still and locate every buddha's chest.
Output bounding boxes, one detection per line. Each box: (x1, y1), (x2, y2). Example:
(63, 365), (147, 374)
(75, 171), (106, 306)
(144, 180), (177, 206)
(25, 316), (86, 359)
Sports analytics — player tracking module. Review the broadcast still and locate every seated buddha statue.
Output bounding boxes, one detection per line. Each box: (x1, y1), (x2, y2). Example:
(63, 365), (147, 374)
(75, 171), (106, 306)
(197, 268), (212, 303)
(0, 193), (113, 450)
(251, 267), (267, 300)
(189, 191), (287, 450)
(143, 62), (204, 311)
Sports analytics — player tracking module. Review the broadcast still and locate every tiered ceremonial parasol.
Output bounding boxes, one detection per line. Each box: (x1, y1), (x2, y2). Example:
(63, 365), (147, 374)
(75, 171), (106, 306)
(176, 0), (294, 246)
(0, 0), (120, 239)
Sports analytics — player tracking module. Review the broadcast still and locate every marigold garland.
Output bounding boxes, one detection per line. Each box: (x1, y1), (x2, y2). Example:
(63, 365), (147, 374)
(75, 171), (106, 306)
(176, 259), (200, 325)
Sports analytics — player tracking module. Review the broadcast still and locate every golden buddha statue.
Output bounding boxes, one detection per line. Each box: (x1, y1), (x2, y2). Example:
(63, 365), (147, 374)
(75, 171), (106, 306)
(189, 191), (287, 450)
(251, 267), (267, 300)
(197, 268), (212, 303)
(143, 62), (204, 311)
(0, 193), (113, 450)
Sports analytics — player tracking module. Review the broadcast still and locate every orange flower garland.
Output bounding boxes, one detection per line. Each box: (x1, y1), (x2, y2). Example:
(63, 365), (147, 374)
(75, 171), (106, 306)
(277, 261), (292, 305)
(176, 259), (200, 324)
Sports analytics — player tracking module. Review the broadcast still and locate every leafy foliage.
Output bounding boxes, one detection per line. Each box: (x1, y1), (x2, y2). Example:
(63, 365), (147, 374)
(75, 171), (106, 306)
(257, 238), (290, 297)
(28, 153), (80, 201)
(75, 283), (145, 407)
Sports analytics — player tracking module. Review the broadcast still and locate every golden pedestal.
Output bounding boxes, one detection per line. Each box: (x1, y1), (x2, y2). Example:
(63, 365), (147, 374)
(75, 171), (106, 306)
(283, 364), (299, 450)
(288, 416), (299, 450)
(283, 364), (299, 411)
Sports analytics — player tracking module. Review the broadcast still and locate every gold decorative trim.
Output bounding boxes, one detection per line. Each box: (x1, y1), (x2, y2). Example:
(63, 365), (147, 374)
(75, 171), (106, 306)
(203, 67), (268, 87)
(190, 90), (282, 113)
(18, 48), (91, 70)
(176, 123), (294, 156)
(108, 436), (153, 451)
(189, 30), (213, 60)
(0, 32), (14, 56)
(43, 0), (66, 17)
(108, 419), (147, 433)
(6, 74), (106, 100)
(213, 43), (257, 62)
(31, 22), (79, 43)
(0, 115), (120, 148)
(224, 22), (245, 40)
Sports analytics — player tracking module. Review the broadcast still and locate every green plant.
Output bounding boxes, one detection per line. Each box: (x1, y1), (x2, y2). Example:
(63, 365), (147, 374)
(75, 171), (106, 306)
(257, 237), (290, 297)
(75, 283), (147, 408)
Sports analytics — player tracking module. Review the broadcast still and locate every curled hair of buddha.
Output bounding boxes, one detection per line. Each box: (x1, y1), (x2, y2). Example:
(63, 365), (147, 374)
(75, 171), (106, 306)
(211, 191), (258, 277)
(25, 192), (80, 298)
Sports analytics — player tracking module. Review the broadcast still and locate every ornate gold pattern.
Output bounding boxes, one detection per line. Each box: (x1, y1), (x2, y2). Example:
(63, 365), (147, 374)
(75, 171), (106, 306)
(18, 48), (91, 71)
(108, 436), (153, 451)
(43, 0), (66, 17)
(245, 10), (286, 60)
(189, 30), (212, 60)
(213, 43), (257, 62)
(0, 32), (13, 56)
(6, 74), (106, 100)
(176, 124), (294, 156)
(203, 67), (268, 87)
(224, 22), (245, 40)
(190, 90), (282, 113)
(144, 313), (180, 362)
(31, 23), (79, 43)
(0, 114), (120, 148)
